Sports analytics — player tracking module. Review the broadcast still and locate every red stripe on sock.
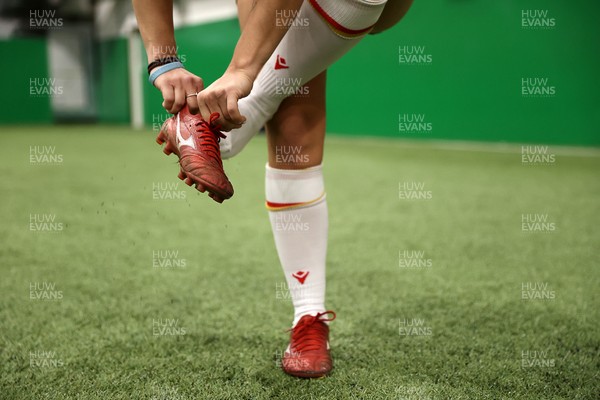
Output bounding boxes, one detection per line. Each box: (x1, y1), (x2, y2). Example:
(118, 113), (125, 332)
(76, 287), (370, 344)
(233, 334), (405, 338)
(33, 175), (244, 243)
(266, 200), (304, 209)
(308, 0), (375, 36)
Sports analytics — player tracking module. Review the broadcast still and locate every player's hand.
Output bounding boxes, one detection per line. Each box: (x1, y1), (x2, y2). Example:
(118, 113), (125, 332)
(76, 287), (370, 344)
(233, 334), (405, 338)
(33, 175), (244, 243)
(153, 68), (204, 115)
(197, 70), (253, 131)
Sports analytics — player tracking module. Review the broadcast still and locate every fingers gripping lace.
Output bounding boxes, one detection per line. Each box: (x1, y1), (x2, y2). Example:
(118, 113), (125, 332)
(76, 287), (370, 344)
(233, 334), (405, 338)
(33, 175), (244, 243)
(195, 112), (227, 162)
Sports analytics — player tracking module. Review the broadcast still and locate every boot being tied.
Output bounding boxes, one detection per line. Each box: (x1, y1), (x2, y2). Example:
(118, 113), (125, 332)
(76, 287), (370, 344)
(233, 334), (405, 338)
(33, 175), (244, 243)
(157, 105), (234, 203)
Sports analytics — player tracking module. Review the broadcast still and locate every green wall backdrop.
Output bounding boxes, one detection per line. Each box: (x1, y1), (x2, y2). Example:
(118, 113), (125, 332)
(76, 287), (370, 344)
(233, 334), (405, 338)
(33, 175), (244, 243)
(0, 38), (52, 124)
(1, 1), (598, 146)
(95, 38), (130, 123)
(327, 0), (600, 145)
(0, 37), (130, 125)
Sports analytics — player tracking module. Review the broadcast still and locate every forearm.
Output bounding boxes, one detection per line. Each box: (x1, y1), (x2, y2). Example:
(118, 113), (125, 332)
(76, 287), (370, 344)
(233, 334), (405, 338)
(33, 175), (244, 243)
(132, 0), (177, 63)
(227, 0), (303, 80)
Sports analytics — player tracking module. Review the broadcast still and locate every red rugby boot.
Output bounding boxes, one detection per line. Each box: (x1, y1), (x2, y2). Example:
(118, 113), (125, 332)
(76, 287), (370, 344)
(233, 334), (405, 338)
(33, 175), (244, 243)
(156, 106), (234, 203)
(282, 311), (336, 378)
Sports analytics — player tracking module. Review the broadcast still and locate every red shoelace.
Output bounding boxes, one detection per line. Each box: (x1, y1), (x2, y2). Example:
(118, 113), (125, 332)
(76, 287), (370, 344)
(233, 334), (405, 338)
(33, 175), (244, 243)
(289, 311), (336, 353)
(195, 112), (227, 165)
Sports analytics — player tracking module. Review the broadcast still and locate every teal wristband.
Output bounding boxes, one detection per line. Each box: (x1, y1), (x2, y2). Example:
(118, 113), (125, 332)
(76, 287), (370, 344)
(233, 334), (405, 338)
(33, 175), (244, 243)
(149, 62), (184, 86)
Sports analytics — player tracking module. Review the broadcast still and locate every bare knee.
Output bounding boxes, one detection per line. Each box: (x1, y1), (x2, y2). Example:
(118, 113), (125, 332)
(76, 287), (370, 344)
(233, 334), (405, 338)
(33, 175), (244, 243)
(266, 73), (327, 169)
(268, 106), (324, 148)
(266, 104), (326, 168)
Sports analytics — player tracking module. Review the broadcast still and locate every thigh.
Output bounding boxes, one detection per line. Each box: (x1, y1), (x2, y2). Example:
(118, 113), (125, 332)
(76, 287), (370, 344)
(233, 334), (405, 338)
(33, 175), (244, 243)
(370, 0), (414, 34)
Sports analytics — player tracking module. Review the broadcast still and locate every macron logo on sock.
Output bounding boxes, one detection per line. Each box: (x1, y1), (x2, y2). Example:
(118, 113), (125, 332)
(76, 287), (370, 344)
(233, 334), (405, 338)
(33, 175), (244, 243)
(292, 271), (309, 284)
(275, 55), (289, 70)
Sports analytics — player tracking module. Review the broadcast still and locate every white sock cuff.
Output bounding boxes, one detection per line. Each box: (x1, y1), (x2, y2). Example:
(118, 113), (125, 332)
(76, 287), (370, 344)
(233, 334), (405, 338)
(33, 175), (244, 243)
(309, 0), (387, 36)
(266, 164), (325, 207)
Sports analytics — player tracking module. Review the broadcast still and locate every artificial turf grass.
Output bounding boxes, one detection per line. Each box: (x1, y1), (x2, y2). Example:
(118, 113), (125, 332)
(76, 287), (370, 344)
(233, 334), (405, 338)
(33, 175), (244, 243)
(0, 125), (598, 399)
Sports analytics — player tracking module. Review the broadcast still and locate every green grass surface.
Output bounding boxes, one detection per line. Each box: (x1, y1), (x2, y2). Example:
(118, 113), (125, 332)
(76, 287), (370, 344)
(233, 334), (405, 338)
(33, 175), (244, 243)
(0, 126), (599, 399)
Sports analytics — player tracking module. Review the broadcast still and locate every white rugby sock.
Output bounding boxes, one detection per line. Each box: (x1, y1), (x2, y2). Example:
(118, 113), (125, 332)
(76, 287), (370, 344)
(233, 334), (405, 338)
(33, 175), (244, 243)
(266, 164), (329, 326)
(220, 0), (388, 159)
